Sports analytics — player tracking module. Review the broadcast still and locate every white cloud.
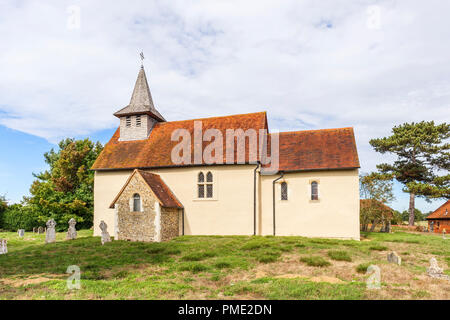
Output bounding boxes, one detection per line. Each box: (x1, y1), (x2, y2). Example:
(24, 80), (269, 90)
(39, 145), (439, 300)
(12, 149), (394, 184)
(0, 0), (449, 175)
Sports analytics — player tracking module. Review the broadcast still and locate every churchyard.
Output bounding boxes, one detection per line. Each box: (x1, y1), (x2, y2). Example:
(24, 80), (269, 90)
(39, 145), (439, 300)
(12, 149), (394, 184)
(0, 228), (449, 300)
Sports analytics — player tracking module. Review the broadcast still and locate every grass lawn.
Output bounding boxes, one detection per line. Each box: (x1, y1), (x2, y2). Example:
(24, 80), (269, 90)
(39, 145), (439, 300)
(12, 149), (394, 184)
(0, 229), (449, 300)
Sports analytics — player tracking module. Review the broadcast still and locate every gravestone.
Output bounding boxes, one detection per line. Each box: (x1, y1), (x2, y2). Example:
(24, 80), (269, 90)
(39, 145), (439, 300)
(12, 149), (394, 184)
(66, 218), (77, 240)
(45, 219), (56, 244)
(443, 229), (447, 240)
(38, 226), (44, 234)
(0, 239), (7, 255)
(387, 252), (401, 265)
(427, 258), (450, 280)
(33, 227), (37, 233)
(18, 229), (25, 237)
(99, 220), (111, 245)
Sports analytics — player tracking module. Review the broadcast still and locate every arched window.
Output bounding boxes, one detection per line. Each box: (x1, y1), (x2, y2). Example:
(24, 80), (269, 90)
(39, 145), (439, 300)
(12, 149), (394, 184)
(198, 172), (205, 198)
(206, 172), (213, 198)
(281, 182), (288, 200)
(133, 193), (141, 211)
(311, 181), (318, 200)
(198, 172), (213, 198)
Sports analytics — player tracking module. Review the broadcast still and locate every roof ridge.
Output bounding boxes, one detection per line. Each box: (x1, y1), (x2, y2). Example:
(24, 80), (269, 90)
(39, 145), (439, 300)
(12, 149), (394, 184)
(272, 127), (354, 135)
(157, 111), (267, 125)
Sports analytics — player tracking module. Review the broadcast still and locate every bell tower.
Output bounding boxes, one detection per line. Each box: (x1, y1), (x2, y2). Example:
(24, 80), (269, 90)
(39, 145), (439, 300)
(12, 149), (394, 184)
(114, 66), (165, 141)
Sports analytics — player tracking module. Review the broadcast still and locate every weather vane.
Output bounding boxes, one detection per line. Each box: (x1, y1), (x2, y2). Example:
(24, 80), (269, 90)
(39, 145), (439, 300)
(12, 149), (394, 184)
(140, 51), (145, 67)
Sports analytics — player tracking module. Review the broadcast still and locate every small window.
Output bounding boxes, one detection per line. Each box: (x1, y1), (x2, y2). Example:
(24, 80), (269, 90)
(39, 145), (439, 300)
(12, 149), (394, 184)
(136, 115), (141, 127)
(126, 116), (131, 127)
(197, 171), (213, 198)
(281, 182), (288, 200)
(311, 181), (318, 200)
(198, 172), (205, 198)
(133, 193), (141, 211)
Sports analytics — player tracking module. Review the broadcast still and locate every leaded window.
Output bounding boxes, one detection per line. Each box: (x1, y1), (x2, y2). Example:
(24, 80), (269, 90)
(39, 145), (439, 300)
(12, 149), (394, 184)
(281, 182), (288, 200)
(133, 193), (141, 211)
(311, 181), (318, 200)
(198, 171), (213, 198)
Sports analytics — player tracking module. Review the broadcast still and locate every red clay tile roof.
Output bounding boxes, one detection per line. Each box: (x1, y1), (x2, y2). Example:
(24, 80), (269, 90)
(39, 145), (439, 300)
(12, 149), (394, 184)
(110, 170), (183, 209)
(92, 112), (268, 170)
(426, 200), (450, 220)
(93, 112), (359, 172)
(272, 128), (359, 172)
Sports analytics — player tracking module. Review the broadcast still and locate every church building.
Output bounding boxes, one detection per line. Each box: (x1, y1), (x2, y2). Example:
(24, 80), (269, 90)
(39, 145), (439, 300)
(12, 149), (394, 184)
(91, 66), (361, 241)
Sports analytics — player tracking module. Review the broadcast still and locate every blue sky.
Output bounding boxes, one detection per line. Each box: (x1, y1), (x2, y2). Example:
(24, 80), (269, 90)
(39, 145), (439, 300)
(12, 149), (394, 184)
(0, 1), (448, 213)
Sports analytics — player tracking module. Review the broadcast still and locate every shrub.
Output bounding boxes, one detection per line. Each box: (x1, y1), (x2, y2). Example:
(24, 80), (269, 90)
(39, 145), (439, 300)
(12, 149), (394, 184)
(2, 204), (40, 231)
(327, 250), (352, 262)
(300, 256), (331, 267)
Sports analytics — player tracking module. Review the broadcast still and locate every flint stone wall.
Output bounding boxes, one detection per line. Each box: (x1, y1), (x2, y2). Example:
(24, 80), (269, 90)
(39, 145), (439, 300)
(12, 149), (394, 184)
(116, 172), (180, 242)
(161, 207), (180, 242)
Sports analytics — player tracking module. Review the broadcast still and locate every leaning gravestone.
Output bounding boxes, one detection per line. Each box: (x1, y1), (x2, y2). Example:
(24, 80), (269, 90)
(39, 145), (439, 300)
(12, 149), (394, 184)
(427, 258), (450, 280)
(99, 220), (111, 245)
(18, 229), (25, 237)
(45, 219), (56, 244)
(66, 218), (77, 240)
(0, 239), (7, 255)
(387, 252), (402, 265)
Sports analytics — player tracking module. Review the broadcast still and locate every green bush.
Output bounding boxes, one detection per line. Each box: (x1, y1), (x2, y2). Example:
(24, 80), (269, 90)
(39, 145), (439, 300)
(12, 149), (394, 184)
(2, 204), (40, 231)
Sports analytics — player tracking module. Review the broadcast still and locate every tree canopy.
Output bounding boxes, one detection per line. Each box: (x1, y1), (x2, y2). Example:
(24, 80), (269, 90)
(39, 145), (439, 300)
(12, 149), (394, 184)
(370, 121), (449, 225)
(23, 138), (103, 231)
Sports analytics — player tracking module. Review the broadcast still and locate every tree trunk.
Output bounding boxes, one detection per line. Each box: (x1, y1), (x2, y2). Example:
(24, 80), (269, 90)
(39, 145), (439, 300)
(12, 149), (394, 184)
(369, 219), (379, 232)
(408, 192), (415, 226)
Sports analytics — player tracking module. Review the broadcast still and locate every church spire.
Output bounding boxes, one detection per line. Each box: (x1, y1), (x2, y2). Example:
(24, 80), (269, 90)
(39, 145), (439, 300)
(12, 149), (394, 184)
(114, 65), (165, 122)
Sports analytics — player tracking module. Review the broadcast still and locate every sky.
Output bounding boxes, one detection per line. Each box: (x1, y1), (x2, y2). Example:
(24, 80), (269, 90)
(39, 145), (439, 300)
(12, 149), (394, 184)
(0, 0), (449, 212)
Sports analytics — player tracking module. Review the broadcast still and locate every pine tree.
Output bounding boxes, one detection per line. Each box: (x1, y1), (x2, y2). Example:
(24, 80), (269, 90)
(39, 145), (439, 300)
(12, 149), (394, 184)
(370, 121), (449, 226)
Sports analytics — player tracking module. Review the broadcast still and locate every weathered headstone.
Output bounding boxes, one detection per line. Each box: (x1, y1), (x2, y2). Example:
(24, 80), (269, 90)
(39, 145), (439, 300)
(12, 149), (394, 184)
(66, 218), (77, 240)
(99, 220), (111, 245)
(387, 251), (401, 265)
(443, 229), (447, 240)
(0, 239), (7, 255)
(427, 258), (450, 280)
(38, 226), (44, 234)
(18, 229), (25, 237)
(33, 227), (37, 233)
(45, 219), (56, 244)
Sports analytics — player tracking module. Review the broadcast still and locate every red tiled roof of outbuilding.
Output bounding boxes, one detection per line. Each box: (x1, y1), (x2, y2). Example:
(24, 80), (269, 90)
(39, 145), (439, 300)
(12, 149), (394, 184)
(426, 200), (450, 220)
(109, 170), (183, 209)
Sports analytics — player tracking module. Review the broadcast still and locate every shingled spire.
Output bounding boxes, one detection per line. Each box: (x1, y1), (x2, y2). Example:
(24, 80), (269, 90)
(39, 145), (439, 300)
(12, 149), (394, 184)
(114, 66), (165, 121)
(115, 66), (165, 141)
